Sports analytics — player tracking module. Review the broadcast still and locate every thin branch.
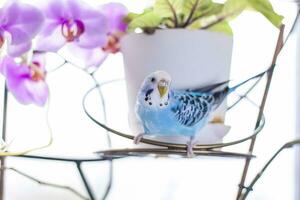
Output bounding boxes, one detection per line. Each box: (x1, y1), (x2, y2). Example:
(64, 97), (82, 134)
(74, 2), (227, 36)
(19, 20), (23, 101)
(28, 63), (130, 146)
(237, 12), (299, 198)
(236, 11), (300, 195)
(2, 167), (89, 200)
(55, 53), (88, 73)
(47, 61), (67, 73)
(236, 25), (285, 199)
(239, 139), (300, 200)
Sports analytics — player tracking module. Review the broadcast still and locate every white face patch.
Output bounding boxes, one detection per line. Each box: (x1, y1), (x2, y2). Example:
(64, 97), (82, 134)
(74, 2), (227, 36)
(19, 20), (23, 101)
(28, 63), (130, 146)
(143, 88), (169, 108)
(140, 71), (172, 109)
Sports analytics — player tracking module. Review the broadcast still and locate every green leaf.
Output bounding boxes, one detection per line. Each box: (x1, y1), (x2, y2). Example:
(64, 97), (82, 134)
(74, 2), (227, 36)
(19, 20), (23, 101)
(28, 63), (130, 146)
(153, 0), (185, 27)
(182, 2), (223, 27)
(187, 15), (218, 29)
(247, 0), (283, 28)
(208, 21), (233, 35)
(128, 11), (162, 32)
(222, 0), (248, 18)
(194, 2), (224, 19)
(188, 14), (233, 35)
(153, 0), (183, 19)
(123, 12), (139, 24)
(182, 0), (212, 16)
(222, 0), (283, 28)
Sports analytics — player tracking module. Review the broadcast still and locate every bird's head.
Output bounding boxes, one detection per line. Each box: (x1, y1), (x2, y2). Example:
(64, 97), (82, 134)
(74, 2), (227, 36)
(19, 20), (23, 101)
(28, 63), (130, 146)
(139, 71), (172, 108)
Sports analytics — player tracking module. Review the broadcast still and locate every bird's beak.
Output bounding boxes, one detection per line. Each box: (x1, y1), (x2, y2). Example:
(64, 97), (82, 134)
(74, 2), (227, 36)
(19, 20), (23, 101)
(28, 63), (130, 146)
(158, 84), (168, 98)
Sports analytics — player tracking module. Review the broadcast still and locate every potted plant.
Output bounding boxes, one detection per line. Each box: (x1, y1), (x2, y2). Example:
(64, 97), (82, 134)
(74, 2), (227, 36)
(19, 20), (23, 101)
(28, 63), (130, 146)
(121, 0), (283, 144)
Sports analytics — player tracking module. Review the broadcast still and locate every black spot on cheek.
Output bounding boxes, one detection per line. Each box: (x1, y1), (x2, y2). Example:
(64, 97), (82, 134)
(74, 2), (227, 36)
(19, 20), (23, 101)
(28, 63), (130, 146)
(149, 102), (152, 106)
(165, 102), (168, 106)
(145, 97), (148, 101)
(160, 103), (163, 106)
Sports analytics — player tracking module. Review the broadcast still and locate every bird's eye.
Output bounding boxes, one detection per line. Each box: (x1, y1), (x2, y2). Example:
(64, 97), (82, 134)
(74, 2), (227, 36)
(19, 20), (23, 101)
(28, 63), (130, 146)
(151, 77), (156, 82)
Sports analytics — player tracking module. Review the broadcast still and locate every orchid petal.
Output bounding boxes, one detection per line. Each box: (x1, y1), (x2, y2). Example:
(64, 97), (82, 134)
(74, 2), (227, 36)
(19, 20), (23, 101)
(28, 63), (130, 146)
(7, 41), (31, 57)
(23, 79), (49, 106)
(68, 44), (108, 68)
(35, 25), (66, 52)
(99, 3), (128, 33)
(1, 56), (48, 106)
(32, 52), (47, 71)
(42, 0), (67, 20)
(76, 11), (108, 49)
(38, 20), (61, 38)
(65, 0), (82, 19)
(1, 1), (44, 45)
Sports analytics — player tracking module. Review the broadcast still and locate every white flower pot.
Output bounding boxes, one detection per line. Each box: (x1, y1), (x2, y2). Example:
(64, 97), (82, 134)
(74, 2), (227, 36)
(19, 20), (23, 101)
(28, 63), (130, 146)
(121, 29), (233, 144)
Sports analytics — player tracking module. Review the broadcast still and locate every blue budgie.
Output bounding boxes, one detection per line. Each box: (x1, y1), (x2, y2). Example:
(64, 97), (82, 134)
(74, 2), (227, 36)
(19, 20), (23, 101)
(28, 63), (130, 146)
(134, 70), (265, 157)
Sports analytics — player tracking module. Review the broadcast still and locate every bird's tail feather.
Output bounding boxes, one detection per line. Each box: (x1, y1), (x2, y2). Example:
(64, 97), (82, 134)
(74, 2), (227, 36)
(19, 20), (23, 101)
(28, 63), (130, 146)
(228, 70), (267, 93)
(212, 65), (273, 107)
(190, 80), (230, 93)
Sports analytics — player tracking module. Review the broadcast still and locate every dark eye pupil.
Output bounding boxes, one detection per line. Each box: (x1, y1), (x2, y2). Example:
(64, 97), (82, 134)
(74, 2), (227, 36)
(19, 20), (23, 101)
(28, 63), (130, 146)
(151, 78), (155, 82)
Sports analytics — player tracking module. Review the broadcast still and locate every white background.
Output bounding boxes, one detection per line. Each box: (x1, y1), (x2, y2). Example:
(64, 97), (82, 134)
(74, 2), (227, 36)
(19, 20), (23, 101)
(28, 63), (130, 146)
(0, 0), (299, 200)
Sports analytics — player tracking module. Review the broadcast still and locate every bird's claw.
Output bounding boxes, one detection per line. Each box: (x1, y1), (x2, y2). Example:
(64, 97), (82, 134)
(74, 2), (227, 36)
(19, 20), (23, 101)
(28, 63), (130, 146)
(187, 145), (194, 158)
(187, 139), (196, 157)
(133, 133), (145, 145)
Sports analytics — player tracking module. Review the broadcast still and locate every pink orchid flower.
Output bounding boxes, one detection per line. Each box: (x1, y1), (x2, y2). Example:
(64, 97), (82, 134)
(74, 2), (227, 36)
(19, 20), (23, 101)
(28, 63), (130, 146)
(0, 52), (49, 106)
(35, 0), (108, 52)
(100, 2), (128, 53)
(0, 1), (44, 57)
(66, 2), (128, 68)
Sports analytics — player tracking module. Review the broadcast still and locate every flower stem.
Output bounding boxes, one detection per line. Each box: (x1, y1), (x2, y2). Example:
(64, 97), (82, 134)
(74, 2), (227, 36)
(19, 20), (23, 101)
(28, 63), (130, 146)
(0, 84), (8, 200)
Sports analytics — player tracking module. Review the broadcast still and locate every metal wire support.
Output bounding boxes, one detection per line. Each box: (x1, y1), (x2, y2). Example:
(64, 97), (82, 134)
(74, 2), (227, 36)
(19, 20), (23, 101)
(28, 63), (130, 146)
(76, 161), (95, 200)
(2, 166), (89, 200)
(83, 75), (266, 157)
(12, 155), (122, 200)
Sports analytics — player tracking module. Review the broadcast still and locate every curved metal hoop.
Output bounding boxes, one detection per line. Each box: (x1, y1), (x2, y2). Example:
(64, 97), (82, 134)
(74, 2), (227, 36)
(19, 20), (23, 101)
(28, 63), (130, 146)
(97, 148), (256, 159)
(83, 77), (266, 151)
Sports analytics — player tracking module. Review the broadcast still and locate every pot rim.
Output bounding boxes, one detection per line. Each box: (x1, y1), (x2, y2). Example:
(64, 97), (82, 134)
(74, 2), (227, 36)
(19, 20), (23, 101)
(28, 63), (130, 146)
(122, 28), (233, 40)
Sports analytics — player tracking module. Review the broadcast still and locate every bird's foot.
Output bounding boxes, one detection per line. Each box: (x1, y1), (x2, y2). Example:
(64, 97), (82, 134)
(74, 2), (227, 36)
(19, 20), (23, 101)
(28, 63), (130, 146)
(133, 133), (145, 145)
(187, 140), (196, 158)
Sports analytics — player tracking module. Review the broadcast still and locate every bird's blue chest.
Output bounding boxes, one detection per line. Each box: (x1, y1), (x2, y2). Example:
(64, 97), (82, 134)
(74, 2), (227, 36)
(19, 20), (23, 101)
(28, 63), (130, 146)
(136, 102), (198, 136)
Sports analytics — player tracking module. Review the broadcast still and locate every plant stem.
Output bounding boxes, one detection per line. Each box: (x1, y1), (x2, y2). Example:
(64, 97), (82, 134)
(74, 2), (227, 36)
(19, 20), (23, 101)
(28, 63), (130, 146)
(201, 15), (227, 29)
(0, 85), (8, 200)
(166, 0), (178, 27)
(183, 0), (199, 27)
(236, 25), (285, 200)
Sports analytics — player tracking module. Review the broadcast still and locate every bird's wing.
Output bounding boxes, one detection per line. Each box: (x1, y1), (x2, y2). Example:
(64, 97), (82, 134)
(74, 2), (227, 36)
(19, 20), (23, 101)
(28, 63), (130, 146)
(171, 92), (214, 127)
(187, 80), (230, 93)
